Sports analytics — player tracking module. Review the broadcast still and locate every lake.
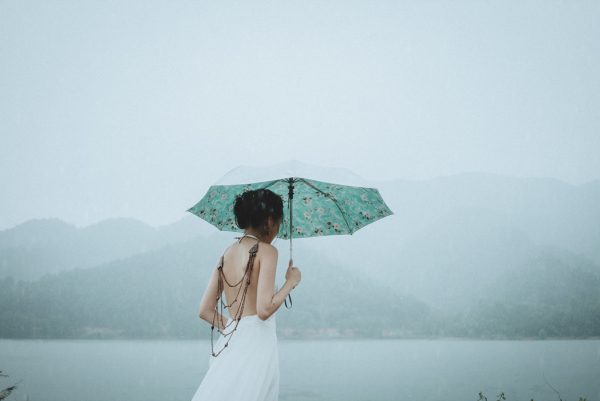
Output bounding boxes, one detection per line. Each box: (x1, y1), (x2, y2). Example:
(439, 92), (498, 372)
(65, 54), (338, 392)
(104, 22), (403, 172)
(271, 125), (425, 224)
(1, 339), (599, 401)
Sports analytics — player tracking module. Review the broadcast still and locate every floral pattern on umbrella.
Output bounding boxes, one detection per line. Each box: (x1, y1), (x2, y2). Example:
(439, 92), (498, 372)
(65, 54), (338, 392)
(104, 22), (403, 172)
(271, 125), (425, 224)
(187, 177), (393, 240)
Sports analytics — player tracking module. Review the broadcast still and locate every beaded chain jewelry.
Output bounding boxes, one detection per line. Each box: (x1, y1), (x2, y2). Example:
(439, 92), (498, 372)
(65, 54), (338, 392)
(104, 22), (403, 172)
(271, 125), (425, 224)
(211, 234), (260, 357)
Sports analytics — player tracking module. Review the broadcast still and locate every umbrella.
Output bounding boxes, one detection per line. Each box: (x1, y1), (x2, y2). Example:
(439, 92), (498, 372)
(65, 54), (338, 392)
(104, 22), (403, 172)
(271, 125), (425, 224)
(186, 159), (394, 308)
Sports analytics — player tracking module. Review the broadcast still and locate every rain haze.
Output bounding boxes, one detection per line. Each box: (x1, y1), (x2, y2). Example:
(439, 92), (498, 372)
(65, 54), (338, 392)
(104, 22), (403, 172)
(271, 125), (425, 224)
(1, 1), (599, 401)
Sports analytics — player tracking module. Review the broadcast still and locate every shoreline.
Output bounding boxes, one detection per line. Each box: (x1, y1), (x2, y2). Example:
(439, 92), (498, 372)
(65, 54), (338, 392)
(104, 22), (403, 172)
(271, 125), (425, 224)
(2, 335), (599, 342)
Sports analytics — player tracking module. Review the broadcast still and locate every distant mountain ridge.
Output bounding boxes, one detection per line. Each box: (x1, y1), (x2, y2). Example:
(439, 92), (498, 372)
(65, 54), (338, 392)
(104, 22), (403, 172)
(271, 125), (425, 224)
(0, 235), (433, 339)
(1, 171), (599, 339)
(0, 216), (210, 280)
(2, 172), (598, 282)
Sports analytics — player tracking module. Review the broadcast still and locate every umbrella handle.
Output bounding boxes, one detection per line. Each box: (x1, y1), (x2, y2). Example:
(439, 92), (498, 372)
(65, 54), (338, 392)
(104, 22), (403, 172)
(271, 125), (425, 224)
(286, 178), (294, 309)
(285, 256), (293, 309)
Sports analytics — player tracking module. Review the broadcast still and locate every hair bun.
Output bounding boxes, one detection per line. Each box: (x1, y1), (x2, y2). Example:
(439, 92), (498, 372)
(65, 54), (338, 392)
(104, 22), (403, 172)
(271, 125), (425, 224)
(233, 189), (283, 233)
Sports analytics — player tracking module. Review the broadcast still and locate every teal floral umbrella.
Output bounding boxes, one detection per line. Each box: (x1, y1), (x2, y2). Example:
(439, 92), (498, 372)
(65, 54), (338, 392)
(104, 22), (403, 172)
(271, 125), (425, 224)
(186, 160), (394, 307)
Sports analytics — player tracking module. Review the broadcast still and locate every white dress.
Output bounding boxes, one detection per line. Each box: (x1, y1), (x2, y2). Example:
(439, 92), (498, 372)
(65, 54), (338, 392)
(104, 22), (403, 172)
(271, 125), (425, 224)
(191, 312), (279, 401)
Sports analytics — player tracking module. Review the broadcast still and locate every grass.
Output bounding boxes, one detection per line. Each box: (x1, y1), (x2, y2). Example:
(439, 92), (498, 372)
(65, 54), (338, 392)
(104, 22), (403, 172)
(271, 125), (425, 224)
(0, 371), (19, 401)
(477, 390), (587, 401)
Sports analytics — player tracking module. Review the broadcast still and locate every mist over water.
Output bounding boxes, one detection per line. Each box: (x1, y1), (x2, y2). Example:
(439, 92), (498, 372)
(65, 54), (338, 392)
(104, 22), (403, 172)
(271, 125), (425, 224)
(1, 1), (599, 400)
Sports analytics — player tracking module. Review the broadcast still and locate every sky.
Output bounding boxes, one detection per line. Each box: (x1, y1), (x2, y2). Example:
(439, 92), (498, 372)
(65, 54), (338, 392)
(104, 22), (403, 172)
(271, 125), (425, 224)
(1, 0), (599, 231)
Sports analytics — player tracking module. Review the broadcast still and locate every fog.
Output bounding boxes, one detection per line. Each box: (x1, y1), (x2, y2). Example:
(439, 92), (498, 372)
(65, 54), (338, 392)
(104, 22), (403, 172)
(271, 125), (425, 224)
(1, 0), (599, 231)
(1, 1), (599, 401)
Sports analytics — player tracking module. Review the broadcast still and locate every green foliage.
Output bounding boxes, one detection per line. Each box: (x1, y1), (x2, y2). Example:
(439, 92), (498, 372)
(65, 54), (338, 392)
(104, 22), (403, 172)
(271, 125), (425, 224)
(440, 253), (600, 339)
(477, 390), (587, 401)
(1, 236), (599, 340)
(0, 371), (18, 401)
(0, 237), (433, 339)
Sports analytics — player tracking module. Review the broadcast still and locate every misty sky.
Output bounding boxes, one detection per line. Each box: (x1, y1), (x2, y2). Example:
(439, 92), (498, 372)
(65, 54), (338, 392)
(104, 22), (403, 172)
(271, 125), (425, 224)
(1, 0), (598, 231)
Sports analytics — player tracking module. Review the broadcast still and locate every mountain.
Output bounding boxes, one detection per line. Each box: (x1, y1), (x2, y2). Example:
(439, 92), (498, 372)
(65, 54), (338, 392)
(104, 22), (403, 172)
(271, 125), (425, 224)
(304, 172), (600, 312)
(0, 215), (209, 281)
(1, 230), (598, 340)
(376, 172), (600, 264)
(3, 172), (598, 285)
(0, 235), (433, 339)
(447, 248), (600, 338)
(1, 172), (599, 339)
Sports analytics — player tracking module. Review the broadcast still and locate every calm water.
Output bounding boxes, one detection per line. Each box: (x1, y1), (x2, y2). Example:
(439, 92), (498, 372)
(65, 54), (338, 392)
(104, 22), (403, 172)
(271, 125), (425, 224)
(1, 339), (599, 401)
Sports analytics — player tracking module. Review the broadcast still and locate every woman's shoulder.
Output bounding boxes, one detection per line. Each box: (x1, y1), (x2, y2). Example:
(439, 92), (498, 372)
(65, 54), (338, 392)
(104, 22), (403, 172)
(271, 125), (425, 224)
(256, 242), (277, 259)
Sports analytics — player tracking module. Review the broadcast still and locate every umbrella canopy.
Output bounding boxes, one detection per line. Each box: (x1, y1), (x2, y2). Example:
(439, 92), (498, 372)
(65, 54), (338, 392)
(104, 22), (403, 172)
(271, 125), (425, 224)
(187, 159), (394, 241)
(186, 159), (394, 308)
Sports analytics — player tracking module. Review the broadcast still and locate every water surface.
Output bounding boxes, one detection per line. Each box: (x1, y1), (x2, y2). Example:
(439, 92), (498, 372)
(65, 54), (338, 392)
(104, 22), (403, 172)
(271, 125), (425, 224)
(1, 339), (599, 401)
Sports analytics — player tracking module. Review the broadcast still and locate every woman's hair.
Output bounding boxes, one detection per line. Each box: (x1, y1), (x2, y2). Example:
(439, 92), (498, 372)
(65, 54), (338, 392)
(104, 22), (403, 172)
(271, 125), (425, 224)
(233, 188), (284, 236)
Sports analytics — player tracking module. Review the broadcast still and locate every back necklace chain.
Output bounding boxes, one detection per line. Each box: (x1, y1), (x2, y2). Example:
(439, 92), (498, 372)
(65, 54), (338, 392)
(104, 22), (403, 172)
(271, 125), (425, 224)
(211, 233), (260, 357)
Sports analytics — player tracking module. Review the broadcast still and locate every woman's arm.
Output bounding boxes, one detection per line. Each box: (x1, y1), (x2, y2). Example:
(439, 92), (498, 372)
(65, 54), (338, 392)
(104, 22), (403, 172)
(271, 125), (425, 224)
(256, 245), (295, 321)
(198, 259), (229, 329)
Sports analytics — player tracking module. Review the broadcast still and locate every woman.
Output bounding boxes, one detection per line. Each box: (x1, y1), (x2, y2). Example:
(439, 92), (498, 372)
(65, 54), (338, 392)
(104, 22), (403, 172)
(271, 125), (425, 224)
(191, 188), (302, 401)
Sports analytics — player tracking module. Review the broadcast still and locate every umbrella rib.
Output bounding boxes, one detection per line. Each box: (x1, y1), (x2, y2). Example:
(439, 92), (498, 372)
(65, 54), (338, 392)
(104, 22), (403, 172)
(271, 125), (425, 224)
(257, 179), (282, 191)
(298, 178), (354, 234)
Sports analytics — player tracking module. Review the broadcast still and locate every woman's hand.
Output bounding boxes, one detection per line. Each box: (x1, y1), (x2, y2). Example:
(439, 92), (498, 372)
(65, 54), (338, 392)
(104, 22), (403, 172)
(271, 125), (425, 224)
(285, 259), (301, 289)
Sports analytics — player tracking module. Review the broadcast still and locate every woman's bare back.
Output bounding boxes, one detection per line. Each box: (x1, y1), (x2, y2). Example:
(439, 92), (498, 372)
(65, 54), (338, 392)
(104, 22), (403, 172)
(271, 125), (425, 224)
(220, 236), (274, 319)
